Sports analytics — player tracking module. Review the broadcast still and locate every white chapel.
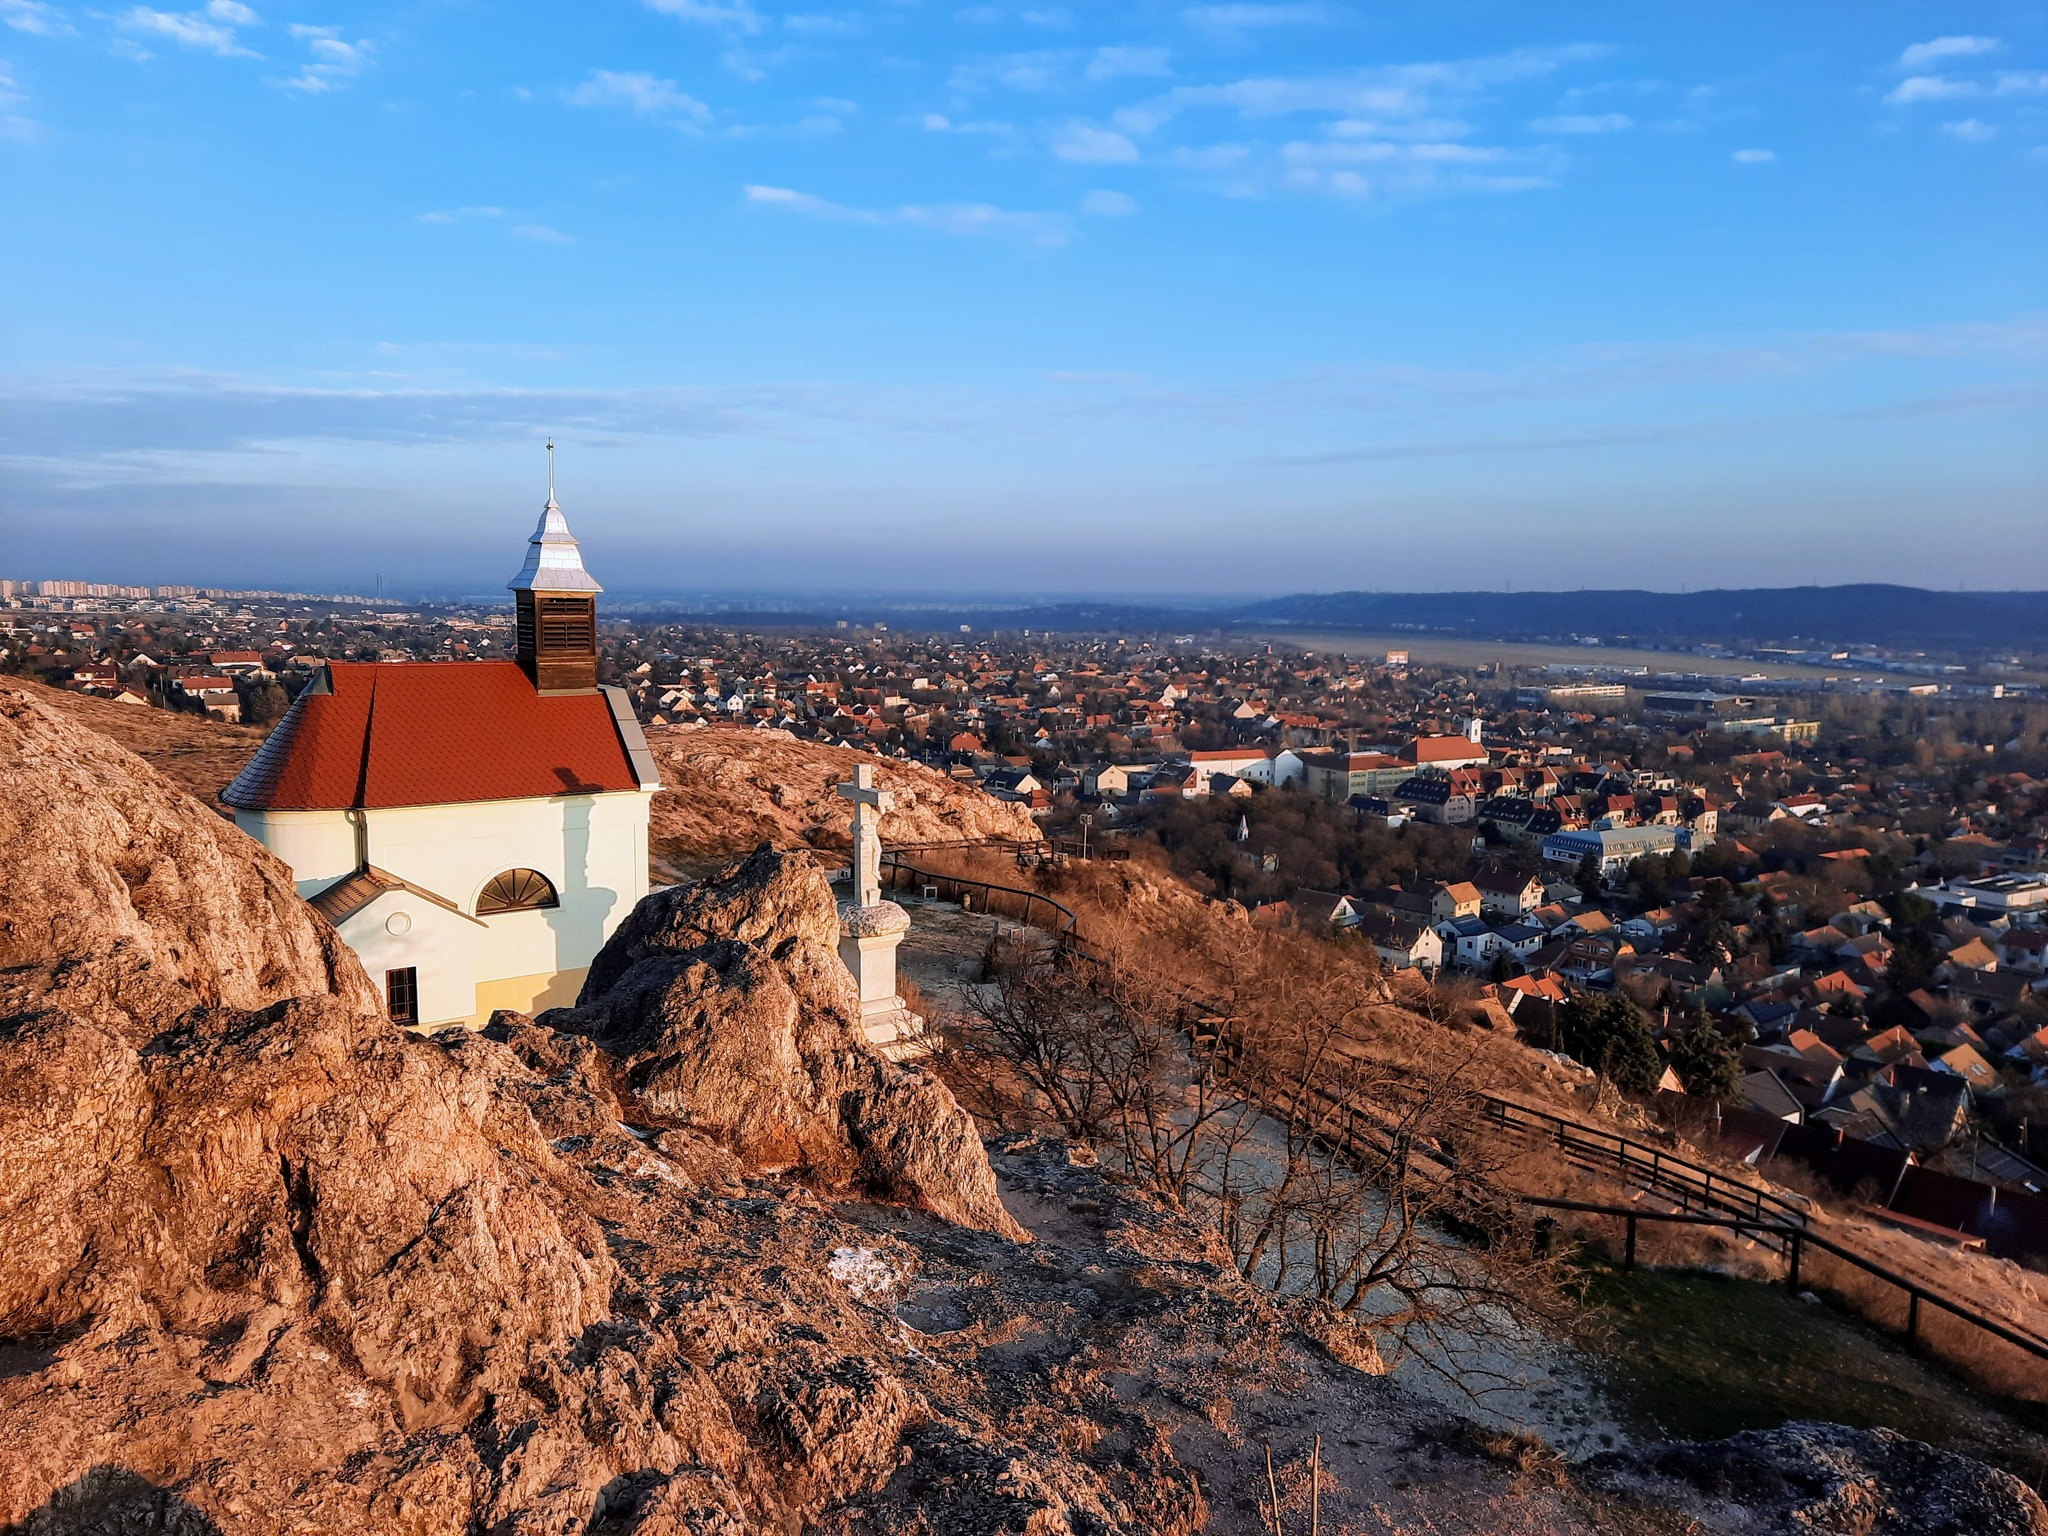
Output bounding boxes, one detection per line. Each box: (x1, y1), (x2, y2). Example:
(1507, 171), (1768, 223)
(222, 456), (660, 1029)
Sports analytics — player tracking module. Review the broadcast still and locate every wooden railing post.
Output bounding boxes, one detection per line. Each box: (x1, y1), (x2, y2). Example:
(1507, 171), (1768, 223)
(1907, 1292), (1920, 1345)
(1787, 1230), (1802, 1293)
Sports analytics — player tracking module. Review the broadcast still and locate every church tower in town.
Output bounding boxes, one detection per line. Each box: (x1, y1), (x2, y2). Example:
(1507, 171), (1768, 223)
(510, 439), (602, 694)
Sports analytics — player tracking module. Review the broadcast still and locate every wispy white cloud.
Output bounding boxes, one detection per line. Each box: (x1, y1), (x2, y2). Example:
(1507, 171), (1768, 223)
(725, 112), (842, 138)
(955, 4), (1069, 24)
(1081, 188), (1137, 215)
(1898, 35), (2000, 71)
(1, 0), (72, 37)
(1051, 122), (1137, 161)
(563, 68), (711, 125)
(1181, 4), (1336, 34)
(744, 183), (1069, 245)
(1731, 147), (1774, 163)
(1530, 111), (1630, 133)
(511, 223), (573, 244)
(278, 24), (371, 93)
(0, 56), (39, 140)
(782, 11), (861, 34)
(1887, 74), (1976, 104)
(1941, 117), (1996, 142)
(1103, 46), (1599, 202)
(1119, 46), (1606, 129)
(915, 109), (1016, 138)
(1885, 68), (2047, 104)
(644, 0), (759, 33)
(416, 205), (504, 223)
(1087, 44), (1169, 81)
(947, 43), (1168, 96)
(20, 318), (2042, 491)
(949, 49), (1068, 94)
(120, 3), (257, 58)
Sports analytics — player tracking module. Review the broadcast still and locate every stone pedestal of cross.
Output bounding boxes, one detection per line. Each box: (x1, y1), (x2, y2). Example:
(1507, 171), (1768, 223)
(835, 762), (926, 1060)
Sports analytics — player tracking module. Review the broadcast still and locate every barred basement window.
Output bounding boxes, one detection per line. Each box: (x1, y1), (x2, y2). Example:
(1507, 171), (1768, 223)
(386, 967), (418, 1027)
(476, 868), (560, 915)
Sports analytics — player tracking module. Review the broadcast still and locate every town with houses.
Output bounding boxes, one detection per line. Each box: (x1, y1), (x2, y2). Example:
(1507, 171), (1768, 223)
(8, 572), (2048, 1251)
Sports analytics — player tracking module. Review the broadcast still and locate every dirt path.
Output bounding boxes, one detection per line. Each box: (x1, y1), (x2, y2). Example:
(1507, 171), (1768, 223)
(893, 893), (1038, 1020)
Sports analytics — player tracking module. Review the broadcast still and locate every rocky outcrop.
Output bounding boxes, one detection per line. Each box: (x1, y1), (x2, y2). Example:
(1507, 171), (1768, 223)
(0, 685), (379, 1038)
(555, 843), (1026, 1240)
(642, 728), (1036, 873)
(0, 996), (614, 1420)
(5, 688), (2036, 1536)
(22, 678), (270, 810)
(1584, 1421), (2048, 1535)
(0, 700), (1218, 1534)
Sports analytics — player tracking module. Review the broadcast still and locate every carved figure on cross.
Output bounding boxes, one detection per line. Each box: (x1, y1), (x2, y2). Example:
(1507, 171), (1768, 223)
(838, 762), (894, 908)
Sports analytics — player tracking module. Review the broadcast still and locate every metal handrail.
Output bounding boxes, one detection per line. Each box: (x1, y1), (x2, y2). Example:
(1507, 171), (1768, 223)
(1477, 1094), (1810, 1227)
(1522, 1196), (2048, 1363)
(879, 853), (1081, 944)
(901, 851), (2048, 1375)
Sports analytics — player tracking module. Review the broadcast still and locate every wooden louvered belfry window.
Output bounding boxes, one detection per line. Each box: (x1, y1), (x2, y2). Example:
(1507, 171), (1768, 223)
(476, 868), (560, 915)
(538, 596), (595, 653)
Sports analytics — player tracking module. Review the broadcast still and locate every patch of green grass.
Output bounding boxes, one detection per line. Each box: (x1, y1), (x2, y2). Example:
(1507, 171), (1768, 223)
(1585, 1266), (2048, 1487)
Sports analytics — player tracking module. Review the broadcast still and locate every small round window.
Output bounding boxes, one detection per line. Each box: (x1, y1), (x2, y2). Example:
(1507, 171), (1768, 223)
(476, 868), (559, 915)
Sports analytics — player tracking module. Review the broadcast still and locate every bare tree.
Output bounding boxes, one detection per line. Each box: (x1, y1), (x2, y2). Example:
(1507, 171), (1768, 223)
(945, 925), (1581, 1395)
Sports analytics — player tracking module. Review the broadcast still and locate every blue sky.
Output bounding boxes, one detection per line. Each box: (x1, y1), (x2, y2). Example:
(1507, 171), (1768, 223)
(3, 1), (2045, 596)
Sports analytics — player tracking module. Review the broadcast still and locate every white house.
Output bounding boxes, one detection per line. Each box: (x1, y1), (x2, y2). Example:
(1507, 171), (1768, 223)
(224, 460), (660, 1030)
(1186, 748), (1271, 793)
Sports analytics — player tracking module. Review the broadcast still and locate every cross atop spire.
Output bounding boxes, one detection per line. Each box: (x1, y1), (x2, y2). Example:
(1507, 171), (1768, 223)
(508, 438), (603, 593)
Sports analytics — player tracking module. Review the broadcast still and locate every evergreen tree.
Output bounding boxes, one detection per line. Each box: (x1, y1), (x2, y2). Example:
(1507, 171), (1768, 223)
(1667, 1014), (1742, 1102)
(1884, 925), (1940, 999)
(1574, 849), (1604, 902)
(1558, 992), (1662, 1095)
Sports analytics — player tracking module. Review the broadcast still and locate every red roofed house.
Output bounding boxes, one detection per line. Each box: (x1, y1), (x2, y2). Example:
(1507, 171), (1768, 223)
(1402, 718), (1488, 771)
(223, 457), (660, 1030)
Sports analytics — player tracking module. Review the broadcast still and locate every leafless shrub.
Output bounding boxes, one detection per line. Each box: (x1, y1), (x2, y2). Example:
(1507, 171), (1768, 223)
(948, 930), (1584, 1398)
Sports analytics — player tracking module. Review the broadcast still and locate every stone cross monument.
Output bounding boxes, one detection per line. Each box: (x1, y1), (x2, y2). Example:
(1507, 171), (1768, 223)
(835, 763), (925, 1059)
(840, 764), (891, 907)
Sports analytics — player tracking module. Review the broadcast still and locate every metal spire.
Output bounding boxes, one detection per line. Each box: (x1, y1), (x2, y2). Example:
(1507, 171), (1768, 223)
(507, 437), (603, 593)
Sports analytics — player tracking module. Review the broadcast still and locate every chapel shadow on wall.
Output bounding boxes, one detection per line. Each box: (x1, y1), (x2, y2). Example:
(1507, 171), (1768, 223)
(4, 1466), (224, 1536)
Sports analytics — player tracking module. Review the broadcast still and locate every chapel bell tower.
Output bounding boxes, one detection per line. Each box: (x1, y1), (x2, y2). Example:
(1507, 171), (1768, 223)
(508, 439), (603, 695)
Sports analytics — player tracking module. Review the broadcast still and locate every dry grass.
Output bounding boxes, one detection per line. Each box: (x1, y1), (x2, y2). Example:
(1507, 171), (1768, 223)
(21, 680), (266, 810)
(1791, 1233), (2048, 1404)
(913, 841), (2048, 1407)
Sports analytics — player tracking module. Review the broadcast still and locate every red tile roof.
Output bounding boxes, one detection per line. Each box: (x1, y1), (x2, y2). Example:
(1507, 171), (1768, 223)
(223, 661), (646, 811)
(1408, 735), (1487, 764)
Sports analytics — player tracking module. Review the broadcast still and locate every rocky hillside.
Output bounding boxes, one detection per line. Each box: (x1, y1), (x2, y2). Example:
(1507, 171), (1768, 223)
(644, 725), (1037, 875)
(4, 694), (2043, 1536)
(22, 679), (268, 810)
(0, 685), (379, 1036)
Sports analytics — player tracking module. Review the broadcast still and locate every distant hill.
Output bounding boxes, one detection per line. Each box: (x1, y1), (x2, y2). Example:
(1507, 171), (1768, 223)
(1232, 585), (2048, 651)
(620, 584), (2045, 651)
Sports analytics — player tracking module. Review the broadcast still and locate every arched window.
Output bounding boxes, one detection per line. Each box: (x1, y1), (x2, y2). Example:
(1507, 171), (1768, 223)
(476, 868), (559, 915)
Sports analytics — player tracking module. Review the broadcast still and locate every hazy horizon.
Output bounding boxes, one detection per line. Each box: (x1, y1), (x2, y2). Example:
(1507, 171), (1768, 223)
(4, 2), (2045, 591)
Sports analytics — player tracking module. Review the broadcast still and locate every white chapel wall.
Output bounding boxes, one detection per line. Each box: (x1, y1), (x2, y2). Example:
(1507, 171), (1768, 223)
(239, 788), (653, 1024)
